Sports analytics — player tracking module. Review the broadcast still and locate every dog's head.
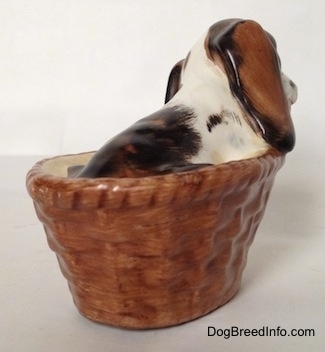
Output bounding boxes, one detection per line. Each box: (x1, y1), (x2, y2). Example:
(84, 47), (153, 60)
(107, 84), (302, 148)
(165, 19), (297, 152)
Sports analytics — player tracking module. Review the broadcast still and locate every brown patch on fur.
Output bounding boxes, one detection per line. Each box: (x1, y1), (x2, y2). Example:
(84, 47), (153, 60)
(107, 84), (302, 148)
(205, 19), (295, 152)
(233, 22), (290, 122)
(124, 144), (137, 154)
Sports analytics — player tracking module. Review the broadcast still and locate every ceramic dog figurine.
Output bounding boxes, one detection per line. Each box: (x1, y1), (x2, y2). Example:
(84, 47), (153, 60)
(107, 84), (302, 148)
(75, 18), (297, 178)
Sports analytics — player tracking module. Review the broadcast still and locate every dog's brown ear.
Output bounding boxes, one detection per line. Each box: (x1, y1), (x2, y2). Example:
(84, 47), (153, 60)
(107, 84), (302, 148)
(165, 59), (184, 103)
(206, 19), (295, 152)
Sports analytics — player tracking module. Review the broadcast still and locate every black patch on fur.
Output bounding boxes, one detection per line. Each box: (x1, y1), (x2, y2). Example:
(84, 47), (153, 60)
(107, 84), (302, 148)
(75, 106), (202, 178)
(165, 61), (184, 103)
(206, 111), (242, 133)
(207, 114), (222, 132)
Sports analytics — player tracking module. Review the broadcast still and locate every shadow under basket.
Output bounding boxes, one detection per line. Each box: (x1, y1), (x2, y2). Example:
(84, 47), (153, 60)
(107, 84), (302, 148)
(26, 149), (285, 329)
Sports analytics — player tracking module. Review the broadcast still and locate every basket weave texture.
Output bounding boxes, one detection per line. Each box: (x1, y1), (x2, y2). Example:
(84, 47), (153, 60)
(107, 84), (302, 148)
(26, 149), (284, 328)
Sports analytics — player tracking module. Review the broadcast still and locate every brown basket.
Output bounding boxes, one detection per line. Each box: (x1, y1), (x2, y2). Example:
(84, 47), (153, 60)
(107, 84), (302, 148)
(26, 149), (285, 329)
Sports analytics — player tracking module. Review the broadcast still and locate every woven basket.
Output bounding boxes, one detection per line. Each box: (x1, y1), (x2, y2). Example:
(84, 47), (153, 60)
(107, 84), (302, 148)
(26, 149), (284, 329)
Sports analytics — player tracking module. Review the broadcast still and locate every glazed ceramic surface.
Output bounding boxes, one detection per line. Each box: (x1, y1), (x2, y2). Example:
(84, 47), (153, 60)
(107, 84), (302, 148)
(27, 149), (284, 328)
(74, 19), (297, 178)
(26, 18), (296, 329)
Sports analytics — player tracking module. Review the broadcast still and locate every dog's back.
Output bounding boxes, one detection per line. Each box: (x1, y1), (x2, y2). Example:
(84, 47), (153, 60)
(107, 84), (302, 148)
(76, 106), (207, 178)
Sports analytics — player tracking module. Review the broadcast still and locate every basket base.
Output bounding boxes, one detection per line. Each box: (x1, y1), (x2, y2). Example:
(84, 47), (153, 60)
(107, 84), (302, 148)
(69, 282), (240, 329)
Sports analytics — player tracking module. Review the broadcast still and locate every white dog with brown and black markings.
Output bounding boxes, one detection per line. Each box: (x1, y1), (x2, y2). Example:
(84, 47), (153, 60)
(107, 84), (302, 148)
(75, 18), (297, 178)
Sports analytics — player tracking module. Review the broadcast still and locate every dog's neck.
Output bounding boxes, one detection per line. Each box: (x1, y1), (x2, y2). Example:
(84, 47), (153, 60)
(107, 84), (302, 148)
(165, 31), (269, 165)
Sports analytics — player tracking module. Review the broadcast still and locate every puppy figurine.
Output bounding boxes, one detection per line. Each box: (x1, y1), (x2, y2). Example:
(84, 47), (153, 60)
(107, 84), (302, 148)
(74, 19), (297, 178)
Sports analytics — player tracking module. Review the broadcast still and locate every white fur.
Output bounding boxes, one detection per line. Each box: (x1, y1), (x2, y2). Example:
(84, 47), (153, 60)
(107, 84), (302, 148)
(166, 30), (297, 165)
(281, 73), (298, 106)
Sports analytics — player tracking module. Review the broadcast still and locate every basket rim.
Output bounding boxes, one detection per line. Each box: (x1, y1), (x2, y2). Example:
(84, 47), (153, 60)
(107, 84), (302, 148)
(26, 148), (285, 209)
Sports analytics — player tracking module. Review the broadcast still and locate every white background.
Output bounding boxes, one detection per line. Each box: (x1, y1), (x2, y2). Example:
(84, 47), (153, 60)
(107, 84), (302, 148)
(1, 1), (324, 351)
